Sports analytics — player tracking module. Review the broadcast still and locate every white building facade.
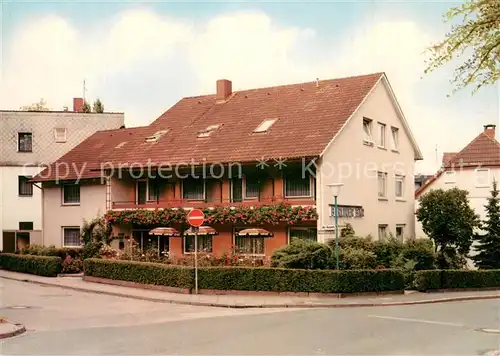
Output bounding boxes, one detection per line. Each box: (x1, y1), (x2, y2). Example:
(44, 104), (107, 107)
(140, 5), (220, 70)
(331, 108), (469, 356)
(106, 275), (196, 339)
(415, 124), (500, 238)
(0, 101), (124, 251)
(316, 77), (422, 241)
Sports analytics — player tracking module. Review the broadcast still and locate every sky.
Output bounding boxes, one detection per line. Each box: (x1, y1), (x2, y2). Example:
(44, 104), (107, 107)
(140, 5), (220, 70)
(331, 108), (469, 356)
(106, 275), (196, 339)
(0, 0), (498, 174)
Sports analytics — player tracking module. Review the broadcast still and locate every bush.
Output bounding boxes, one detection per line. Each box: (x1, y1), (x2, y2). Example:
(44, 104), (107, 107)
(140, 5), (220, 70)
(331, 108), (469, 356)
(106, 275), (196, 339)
(399, 239), (436, 270)
(338, 247), (377, 269)
(335, 236), (375, 251)
(414, 270), (442, 291)
(82, 241), (103, 259)
(0, 253), (62, 277)
(18, 244), (82, 259)
(271, 239), (332, 269)
(84, 258), (405, 293)
(373, 238), (404, 267)
(84, 258), (194, 289)
(415, 270), (500, 291)
(61, 256), (83, 274)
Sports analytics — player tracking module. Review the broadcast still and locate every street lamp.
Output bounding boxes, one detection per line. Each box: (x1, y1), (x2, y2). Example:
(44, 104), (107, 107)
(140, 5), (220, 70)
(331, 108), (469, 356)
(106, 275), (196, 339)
(327, 183), (343, 270)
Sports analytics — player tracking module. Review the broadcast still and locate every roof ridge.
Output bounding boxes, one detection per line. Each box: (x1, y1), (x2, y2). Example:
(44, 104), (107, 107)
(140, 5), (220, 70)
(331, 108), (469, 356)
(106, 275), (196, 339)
(445, 131), (490, 167)
(181, 72), (385, 100)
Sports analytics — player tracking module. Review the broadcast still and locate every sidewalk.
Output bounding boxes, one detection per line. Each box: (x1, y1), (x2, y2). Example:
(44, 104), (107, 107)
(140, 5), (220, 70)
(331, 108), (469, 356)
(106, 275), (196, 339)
(1, 269), (500, 308)
(0, 319), (26, 339)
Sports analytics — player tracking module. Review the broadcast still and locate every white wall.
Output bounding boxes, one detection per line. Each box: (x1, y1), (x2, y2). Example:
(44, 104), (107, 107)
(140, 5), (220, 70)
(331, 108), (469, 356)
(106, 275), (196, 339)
(42, 183), (106, 247)
(0, 166), (44, 250)
(317, 79), (417, 241)
(415, 167), (500, 238)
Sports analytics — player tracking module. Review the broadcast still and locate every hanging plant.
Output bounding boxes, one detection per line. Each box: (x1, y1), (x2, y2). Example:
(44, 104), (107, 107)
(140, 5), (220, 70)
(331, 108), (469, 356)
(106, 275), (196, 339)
(105, 204), (318, 227)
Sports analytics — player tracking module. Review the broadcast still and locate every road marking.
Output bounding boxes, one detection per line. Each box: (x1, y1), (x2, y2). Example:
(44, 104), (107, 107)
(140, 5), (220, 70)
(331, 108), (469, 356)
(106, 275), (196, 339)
(368, 314), (465, 327)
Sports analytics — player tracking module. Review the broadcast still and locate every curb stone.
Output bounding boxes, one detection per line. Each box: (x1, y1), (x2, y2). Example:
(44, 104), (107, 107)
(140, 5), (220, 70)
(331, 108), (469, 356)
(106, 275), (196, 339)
(0, 319), (26, 340)
(1, 275), (500, 309)
(0, 276), (500, 310)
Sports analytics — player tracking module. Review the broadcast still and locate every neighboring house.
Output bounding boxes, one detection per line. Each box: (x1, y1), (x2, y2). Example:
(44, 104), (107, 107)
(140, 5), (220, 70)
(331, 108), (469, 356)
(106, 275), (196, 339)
(414, 174), (432, 191)
(0, 98), (124, 252)
(33, 73), (422, 256)
(415, 124), (500, 238)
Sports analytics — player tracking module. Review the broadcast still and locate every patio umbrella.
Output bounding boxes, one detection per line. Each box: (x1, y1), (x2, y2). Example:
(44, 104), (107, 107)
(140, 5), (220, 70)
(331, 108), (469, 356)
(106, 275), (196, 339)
(236, 228), (273, 237)
(149, 227), (180, 236)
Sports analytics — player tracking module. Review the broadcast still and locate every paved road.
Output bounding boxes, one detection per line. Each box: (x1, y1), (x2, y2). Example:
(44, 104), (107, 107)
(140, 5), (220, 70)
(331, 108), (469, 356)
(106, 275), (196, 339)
(1, 278), (500, 355)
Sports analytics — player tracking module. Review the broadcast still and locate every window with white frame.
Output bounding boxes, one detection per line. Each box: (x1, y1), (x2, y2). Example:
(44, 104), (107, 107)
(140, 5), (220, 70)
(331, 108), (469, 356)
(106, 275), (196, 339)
(62, 184), (80, 205)
(363, 118), (373, 143)
(54, 128), (67, 143)
(184, 235), (213, 253)
(391, 127), (399, 151)
(378, 224), (388, 241)
(289, 227), (317, 242)
(148, 179), (160, 201)
(18, 132), (32, 152)
(198, 124), (221, 138)
(254, 119), (277, 133)
(395, 224), (405, 241)
(378, 123), (386, 148)
(182, 178), (205, 200)
(395, 175), (405, 198)
(234, 227), (265, 255)
(231, 178), (243, 203)
(244, 176), (260, 199)
(378, 172), (387, 198)
(475, 168), (490, 187)
(18, 176), (33, 197)
(63, 227), (81, 247)
(285, 169), (312, 198)
(444, 171), (456, 184)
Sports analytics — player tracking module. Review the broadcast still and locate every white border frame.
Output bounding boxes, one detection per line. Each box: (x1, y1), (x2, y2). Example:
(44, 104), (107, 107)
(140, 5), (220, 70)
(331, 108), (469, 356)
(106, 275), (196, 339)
(62, 226), (82, 248)
(61, 183), (81, 206)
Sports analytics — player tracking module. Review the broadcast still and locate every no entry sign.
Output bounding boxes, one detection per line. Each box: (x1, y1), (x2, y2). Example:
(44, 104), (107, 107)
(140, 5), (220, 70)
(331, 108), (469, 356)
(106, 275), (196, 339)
(187, 209), (205, 227)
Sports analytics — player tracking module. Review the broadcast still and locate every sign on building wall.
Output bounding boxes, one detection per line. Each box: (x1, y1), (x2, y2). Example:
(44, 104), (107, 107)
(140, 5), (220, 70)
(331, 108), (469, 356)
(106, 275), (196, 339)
(329, 205), (364, 218)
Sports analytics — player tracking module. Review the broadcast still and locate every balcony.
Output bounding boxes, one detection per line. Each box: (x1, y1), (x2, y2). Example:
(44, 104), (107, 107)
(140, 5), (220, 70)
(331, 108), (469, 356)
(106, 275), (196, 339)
(111, 196), (316, 210)
(110, 167), (316, 211)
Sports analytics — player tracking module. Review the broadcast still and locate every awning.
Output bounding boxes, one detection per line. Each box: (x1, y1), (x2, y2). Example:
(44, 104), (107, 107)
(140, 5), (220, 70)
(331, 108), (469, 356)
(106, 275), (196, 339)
(149, 227), (180, 236)
(184, 226), (218, 236)
(237, 228), (273, 237)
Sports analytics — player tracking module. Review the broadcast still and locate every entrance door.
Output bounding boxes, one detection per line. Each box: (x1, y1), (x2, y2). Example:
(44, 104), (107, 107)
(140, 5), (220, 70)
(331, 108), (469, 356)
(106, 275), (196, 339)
(16, 232), (30, 250)
(2, 232), (15, 253)
(137, 181), (147, 205)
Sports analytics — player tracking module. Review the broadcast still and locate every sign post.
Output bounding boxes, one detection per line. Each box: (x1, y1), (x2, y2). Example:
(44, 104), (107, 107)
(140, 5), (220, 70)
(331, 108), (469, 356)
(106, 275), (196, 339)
(187, 209), (204, 294)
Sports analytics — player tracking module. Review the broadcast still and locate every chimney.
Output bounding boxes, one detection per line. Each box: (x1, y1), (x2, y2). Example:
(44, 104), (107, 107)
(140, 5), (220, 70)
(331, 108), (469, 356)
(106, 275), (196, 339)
(73, 98), (84, 112)
(484, 124), (496, 138)
(216, 79), (232, 102)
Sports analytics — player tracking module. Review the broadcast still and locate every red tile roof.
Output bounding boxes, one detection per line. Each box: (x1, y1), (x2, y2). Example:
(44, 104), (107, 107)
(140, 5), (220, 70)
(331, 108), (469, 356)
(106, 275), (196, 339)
(415, 126), (500, 197)
(441, 152), (457, 166)
(33, 73), (385, 182)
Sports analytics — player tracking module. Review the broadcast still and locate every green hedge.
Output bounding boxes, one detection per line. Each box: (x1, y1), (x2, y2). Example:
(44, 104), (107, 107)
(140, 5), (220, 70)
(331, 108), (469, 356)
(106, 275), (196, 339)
(415, 270), (500, 291)
(84, 259), (194, 289)
(0, 253), (62, 277)
(84, 259), (405, 293)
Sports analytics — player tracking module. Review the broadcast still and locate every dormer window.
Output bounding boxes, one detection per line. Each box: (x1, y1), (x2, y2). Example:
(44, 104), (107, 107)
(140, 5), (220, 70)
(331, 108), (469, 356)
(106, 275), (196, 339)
(198, 124), (221, 138)
(254, 119), (276, 133)
(115, 141), (127, 149)
(54, 128), (67, 143)
(145, 130), (168, 143)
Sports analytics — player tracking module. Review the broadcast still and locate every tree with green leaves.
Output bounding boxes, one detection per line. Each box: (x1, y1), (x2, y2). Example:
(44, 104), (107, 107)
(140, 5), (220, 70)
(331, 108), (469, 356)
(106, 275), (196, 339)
(20, 98), (49, 111)
(416, 187), (480, 268)
(82, 100), (92, 113)
(472, 181), (500, 269)
(93, 98), (104, 113)
(425, 0), (500, 93)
